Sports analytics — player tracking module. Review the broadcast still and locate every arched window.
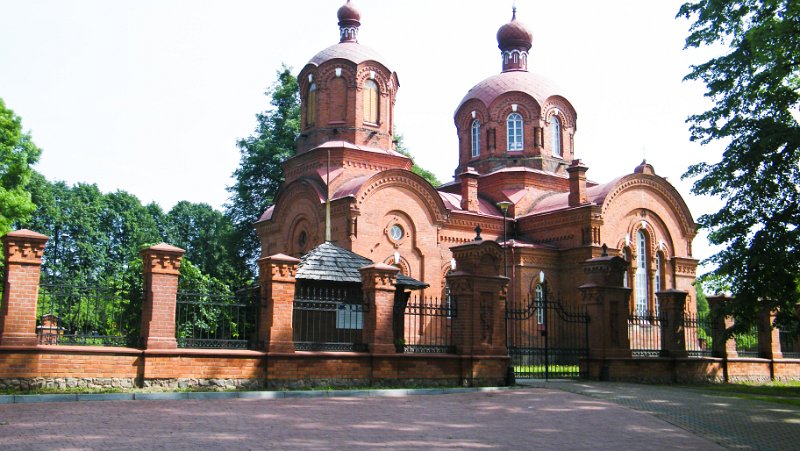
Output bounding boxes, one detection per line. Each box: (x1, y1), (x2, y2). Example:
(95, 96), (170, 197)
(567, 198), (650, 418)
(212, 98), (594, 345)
(654, 251), (664, 314)
(635, 230), (649, 314)
(535, 283), (545, 324)
(471, 120), (481, 157)
(306, 83), (317, 126)
(622, 248), (631, 289)
(507, 113), (523, 151)
(363, 79), (379, 124)
(551, 116), (562, 157)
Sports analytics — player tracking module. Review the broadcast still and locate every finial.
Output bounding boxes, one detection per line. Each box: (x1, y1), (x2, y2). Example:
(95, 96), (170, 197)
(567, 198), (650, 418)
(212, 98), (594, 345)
(474, 225), (483, 241)
(512, 2), (517, 20)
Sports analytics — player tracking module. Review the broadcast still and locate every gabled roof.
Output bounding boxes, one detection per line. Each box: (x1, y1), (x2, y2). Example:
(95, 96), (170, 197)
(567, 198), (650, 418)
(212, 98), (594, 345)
(296, 241), (428, 289)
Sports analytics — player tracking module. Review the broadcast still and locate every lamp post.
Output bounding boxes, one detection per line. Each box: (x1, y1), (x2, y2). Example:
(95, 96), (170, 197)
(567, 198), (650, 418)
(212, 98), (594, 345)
(496, 201), (512, 278)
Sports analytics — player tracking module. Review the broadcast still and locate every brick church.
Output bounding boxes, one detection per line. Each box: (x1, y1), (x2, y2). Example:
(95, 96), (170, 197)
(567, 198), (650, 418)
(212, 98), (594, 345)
(255, 1), (698, 313)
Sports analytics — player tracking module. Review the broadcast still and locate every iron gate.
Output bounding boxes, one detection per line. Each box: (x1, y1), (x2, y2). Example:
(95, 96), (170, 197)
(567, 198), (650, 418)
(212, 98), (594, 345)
(506, 287), (589, 379)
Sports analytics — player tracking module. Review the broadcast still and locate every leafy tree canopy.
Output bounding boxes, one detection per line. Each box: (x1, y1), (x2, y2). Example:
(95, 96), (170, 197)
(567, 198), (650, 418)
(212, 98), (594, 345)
(679, 0), (800, 327)
(394, 133), (441, 187)
(0, 98), (41, 237)
(226, 65), (300, 265)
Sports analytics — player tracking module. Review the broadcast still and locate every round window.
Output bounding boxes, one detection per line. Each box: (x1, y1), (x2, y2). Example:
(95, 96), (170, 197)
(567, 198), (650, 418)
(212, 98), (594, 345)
(389, 224), (403, 241)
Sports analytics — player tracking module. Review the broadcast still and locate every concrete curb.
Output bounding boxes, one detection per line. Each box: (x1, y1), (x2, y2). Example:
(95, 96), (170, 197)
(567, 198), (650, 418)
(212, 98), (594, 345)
(0, 385), (513, 404)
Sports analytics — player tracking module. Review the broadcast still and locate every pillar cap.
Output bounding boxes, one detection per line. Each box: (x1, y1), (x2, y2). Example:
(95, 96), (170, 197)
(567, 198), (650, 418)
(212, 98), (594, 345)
(264, 253), (301, 264)
(359, 262), (400, 273)
(140, 242), (185, 255)
(3, 229), (49, 241)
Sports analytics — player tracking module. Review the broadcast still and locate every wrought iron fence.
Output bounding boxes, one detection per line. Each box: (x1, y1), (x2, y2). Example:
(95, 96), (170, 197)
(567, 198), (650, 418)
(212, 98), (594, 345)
(780, 329), (799, 358)
(628, 313), (664, 357)
(506, 293), (589, 379)
(292, 286), (367, 352)
(397, 296), (455, 354)
(685, 312), (713, 357)
(734, 325), (759, 357)
(37, 282), (138, 346)
(175, 286), (259, 350)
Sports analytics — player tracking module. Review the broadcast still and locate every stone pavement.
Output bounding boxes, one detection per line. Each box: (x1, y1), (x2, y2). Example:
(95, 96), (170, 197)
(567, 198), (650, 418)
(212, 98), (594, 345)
(529, 380), (800, 451)
(0, 387), (718, 450)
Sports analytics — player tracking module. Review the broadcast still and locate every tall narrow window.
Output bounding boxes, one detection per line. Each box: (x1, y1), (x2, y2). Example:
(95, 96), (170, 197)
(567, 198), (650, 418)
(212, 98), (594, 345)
(551, 116), (562, 157)
(507, 113), (523, 151)
(306, 83), (317, 126)
(471, 120), (481, 157)
(622, 248), (630, 289)
(363, 79), (379, 124)
(654, 251), (664, 315)
(635, 230), (649, 314)
(535, 283), (545, 324)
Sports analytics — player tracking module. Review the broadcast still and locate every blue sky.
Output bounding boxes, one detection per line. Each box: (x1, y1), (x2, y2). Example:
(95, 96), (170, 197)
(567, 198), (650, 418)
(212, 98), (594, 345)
(0, 0), (723, 262)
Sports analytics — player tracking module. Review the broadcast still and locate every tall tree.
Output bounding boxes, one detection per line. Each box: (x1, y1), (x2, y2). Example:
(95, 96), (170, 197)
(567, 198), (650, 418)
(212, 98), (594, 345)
(226, 65), (300, 266)
(679, 0), (800, 327)
(0, 98), (41, 237)
(394, 133), (441, 187)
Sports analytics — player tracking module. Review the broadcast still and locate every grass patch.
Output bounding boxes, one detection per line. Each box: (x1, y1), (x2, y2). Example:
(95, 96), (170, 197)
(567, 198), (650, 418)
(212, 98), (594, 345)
(683, 381), (800, 407)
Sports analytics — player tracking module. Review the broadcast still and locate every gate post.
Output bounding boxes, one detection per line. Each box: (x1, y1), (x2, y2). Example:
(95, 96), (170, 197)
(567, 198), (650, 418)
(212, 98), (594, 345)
(758, 306), (782, 359)
(257, 254), (299, 353)
(360, 263), (400, 354)
(579, 253), (632, 360)
(707, 295), (737, 358)
(0, 230), (48, 346)
(139, 243), (184, 350)
(448, 236), (509, 386)
(658, 290), (689, 358)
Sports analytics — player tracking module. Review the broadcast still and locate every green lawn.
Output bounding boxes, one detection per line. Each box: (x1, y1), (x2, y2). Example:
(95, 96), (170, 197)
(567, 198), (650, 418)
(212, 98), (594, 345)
(683, 381), (800, 407)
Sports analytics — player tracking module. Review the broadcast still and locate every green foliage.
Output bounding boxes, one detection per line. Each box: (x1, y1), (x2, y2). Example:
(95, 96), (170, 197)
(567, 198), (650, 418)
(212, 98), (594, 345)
(226, 65), (300, 266)
(679, 0), (800, 327)
(695, 281), (709, 316)
(0, 98), (41, 237)
(393, 133), (441, 187)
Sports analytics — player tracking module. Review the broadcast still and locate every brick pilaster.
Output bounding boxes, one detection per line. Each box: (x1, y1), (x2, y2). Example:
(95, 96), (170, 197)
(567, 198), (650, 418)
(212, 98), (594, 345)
(579, 254), (632, 359)
(139, 243), (184, 350)
(707, 295), (737, 358)
(758, 307), (782, 359)
(657, 289), (689, 358)
(0, 230), (48, 346)
(359, 263), (399, 354)
(257, 254), (299, 353)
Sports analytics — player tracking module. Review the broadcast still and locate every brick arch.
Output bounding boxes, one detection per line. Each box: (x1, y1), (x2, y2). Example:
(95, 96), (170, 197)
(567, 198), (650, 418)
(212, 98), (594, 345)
(354, 169), (449, 225)
(488, 92), (542, 124)
(454, 98), (490, 130)
(542, 96), (577, 129)
(601, 174), (696, 239)
(271, 177), (325, 240)
(355, 63), (395, 94)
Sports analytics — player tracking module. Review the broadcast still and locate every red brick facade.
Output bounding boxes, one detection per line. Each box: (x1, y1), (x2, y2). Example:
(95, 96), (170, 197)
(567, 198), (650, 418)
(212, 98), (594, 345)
(256, 3), (699, 318)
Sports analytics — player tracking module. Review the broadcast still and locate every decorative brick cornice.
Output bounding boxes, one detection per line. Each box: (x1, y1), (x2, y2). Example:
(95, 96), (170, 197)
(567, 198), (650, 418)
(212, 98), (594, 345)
(359, 263), (399, 291)
(672, 256), (698, 276)
(140, 243), (185, 275)
(260, 254), (300, 283)
(3, 229), (49, 265)
(601, 175), (696, 237)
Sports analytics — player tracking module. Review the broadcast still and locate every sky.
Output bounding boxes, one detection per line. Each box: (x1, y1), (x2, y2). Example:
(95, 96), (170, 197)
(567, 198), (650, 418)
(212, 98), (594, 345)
(0, 0), (725, 262)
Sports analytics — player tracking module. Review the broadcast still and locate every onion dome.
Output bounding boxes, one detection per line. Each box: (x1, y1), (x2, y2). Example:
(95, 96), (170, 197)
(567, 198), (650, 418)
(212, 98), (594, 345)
(337, 0), (361, 43)
(497, 7), (533, 72)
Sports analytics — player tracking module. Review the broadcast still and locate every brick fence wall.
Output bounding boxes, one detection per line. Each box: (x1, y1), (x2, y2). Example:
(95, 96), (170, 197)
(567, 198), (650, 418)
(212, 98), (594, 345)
(0, 229), (798, 390)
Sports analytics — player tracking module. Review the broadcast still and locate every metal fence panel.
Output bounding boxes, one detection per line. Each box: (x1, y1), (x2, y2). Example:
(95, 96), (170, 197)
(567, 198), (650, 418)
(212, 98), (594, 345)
(628, 313), (664, 357)
(175, 286), (259, 350)
(292, 286), (367, 352)
(398, 296), (455, 354)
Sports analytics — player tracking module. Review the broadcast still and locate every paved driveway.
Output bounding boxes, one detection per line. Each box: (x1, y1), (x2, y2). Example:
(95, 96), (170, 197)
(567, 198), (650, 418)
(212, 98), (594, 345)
(0, 388), (718, 450)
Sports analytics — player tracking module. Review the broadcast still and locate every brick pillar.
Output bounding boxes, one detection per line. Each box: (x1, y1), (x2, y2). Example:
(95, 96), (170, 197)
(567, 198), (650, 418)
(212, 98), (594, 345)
(567, 159), (588, 207)
(257, 254), (299, 353)
(707, 295), (737, 358)
(139, 243), (184, 349)
(360, 263), (399, 354)
(0, 230), (48, 346)
(657, 289), (689, 358)
(579, 254), (632, 359)
(458, 167), (480, 212)
(758, 307), (782, 359)
(448, 240), (509, 357)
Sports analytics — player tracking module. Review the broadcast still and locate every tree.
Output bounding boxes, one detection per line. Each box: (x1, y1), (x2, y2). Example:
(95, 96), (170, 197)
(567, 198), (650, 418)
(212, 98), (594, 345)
(0, 98), (41, 237)
(226, 65), (300, 266)
(394, 133), (441, 187)
(679, 0), (800, 328)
